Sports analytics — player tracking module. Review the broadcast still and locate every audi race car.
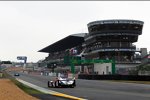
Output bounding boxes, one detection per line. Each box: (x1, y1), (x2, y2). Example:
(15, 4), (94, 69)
(48, 74), (76, 88)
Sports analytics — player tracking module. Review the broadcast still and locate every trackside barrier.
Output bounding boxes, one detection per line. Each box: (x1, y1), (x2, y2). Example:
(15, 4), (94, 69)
(78, 74), (150, 81)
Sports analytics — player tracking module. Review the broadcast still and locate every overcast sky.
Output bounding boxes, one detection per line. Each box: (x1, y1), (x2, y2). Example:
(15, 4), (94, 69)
(0, 1), (150, 62)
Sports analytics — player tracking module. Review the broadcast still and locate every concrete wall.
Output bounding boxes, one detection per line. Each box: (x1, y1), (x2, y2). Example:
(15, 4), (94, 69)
(1, 64), (12, 68)
(94, 63), (112, 75)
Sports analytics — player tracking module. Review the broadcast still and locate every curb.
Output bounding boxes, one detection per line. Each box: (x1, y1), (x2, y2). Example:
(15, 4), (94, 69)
(16, 78), (87, 100)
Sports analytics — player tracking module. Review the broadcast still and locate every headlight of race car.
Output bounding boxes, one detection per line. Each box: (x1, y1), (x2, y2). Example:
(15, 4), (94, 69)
(67, 80), (74, 84)
(59, 80), (74, 85)
(58, 76), (75, 85)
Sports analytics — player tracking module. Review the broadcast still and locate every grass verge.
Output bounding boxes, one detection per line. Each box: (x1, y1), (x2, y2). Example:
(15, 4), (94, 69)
(3, 71), (44, 95)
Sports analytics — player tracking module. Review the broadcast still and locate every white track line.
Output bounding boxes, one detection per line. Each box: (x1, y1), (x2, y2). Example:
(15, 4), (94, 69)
(16, 78), (87, 100)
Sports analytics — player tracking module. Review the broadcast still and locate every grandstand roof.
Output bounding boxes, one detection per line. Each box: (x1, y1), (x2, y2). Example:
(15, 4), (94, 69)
(87, 19), (144, 27)
(39, 33), (86, 53)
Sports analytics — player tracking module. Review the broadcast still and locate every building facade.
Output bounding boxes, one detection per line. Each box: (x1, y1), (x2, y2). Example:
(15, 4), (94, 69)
(40, 19), (145, 75)
(83, 20), (144, 74)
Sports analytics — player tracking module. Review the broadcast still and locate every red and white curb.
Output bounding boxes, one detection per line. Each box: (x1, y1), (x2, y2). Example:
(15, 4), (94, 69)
(16, 78), (87, 100)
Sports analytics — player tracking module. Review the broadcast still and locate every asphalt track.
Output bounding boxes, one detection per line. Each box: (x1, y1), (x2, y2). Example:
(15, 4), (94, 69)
(9, 72), (150, 100)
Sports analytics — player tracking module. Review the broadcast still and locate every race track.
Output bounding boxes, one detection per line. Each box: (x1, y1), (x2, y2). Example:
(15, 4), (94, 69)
(8, 71), (150, 100)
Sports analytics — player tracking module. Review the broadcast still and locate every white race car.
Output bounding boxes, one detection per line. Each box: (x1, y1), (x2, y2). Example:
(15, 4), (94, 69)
(48, 74), (76, 88)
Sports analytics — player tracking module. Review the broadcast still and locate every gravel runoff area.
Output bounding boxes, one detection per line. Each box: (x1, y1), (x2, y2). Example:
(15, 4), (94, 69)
(0, 79), (39, 100)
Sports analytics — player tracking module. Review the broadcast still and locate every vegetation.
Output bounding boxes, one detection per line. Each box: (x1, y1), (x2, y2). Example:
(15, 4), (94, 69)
(128, 69), (138, 75)
(128, 65), (150, 75)
(137, 65), (150, 71)
(3, 72), (43, 94)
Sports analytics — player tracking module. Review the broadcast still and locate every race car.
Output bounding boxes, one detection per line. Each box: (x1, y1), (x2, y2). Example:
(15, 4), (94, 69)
(14, 73), (20, 76)
(48, 74), (76, 88)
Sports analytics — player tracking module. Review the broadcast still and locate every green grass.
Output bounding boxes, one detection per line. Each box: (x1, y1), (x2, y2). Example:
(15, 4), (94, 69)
(12, 78), (43, 94)
(3, 71), (44, 95)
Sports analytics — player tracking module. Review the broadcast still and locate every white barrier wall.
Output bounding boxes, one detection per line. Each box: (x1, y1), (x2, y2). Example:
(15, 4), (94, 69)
(94, 63), (112, 75)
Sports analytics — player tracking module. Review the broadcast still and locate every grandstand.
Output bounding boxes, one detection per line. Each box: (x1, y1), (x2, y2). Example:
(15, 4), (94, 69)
(39, 19), (145, 75)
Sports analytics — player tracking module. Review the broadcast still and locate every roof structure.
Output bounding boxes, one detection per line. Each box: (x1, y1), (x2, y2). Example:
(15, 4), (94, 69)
(39, 33), (86, 53)
(87, 19), (144, 27)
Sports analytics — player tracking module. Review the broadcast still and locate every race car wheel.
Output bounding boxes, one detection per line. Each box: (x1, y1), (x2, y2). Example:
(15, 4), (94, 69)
(69, 80), (76, 88)
(48, 81), (50, 87)
(55, 80), (59, 88)
(73, 80), (76, 87)
(48, 81), (53, 87)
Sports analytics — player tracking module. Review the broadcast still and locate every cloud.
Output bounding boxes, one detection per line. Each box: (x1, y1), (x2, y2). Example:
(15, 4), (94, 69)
(0, 1), (150, 62)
